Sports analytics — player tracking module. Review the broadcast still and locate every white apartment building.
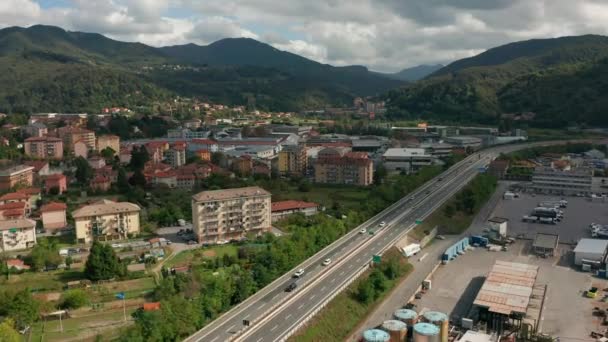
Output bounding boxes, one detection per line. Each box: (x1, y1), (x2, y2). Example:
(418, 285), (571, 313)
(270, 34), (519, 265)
(192, 186), (271, 243)
(0, 218), (36, 251)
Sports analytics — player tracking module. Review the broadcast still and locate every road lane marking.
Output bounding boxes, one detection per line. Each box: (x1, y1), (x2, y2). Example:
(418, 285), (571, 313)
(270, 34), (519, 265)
(331, 278), (336, 283)
(271, 325), (278, 332)
(310, 294), (316, 300)
(244, 314), (250, 319)
(286, 314), (292, 320)
(297, 304), (304, 310)
(256, 338), (263, 342)
(340, 271), (345, 276)
(227, 324), (235, 332)
(210, 336), (219, 342)
(321, 286), (326, 291)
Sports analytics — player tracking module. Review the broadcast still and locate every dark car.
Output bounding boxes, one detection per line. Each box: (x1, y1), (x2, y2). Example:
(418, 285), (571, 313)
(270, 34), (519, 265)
(285, 281), (298, 292)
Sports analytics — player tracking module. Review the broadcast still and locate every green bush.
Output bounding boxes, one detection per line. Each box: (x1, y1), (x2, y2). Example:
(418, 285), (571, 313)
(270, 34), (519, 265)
(60, 289), (89, 309)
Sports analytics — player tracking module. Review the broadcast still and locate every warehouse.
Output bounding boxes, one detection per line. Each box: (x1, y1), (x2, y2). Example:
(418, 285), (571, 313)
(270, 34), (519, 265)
(472, 261), (543, 334)
(573, 238), (608, 266)
(532, 233), (559, 257)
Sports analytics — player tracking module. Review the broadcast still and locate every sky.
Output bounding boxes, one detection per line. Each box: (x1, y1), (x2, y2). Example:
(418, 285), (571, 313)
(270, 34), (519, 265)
(2, 0), (608, 72)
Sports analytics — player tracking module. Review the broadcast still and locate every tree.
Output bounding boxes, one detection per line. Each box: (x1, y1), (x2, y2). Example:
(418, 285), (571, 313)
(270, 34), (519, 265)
(374, 163), (388, 185)
(129, 169), (147, 188)
(29, 238), (62, 271)
(129, 146), (150, 170)
(60, 289), (89, 309)
(0, 318), (20, 342)
(65, 256), (73, 270)
(3, 289), (40, 329)
(74, 156), (94, 184)
(355, 279), (375, 304)
(117, 167), (131, 193)
(101, 146), (116, 160)
(443, 204), (455, 218)
(298, 180), (312, 192)
(85, 241), (125, 281)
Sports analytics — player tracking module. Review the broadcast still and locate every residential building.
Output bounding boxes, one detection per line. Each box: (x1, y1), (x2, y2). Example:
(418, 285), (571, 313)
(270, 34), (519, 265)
(24, 161), (51, 179)
(44, 174), (67, 194)
(195, 149), (211, 162)
(5, 259), (30, 271)
(532, 167), (593, 195)
(17, 188), (42, 210)
(382, 148), (435, 173)
(232, 155), (253, 176)
(119, 148), (132, 164)
(0, 202), (26, 220)
(88, 156), (106, 169)
(40, 202), (68, 232)
(167, 128), (210, 140)
(96, 135), (120, 154)
(278, 144), (307, 176)
(0, 165), (34, 191)
(145, 141), (169, 164)
(166, 142), (187, 168)
(24, 122), (48, 137)
(152, 172), (177, 188)
(90, 176), (111, 192)
(0, 192), (31, 213)
(74, 140), (88, 158)
(58, 127), (96, 151)
(314, 151), (373, 186)
(192, 186), (271, 243)
(0, 218), (37, 251)
(271, 200), (319, 222)
(224, 145), (277, 159)
(24, 136), (64, 159)
(188, 139), (219, 153)
(176, 174), (196, 190)
(73, 199), (141, 244)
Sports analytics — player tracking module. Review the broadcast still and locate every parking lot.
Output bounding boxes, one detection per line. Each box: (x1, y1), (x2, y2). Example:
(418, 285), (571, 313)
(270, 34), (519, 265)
(492, 193), (608, 244)
(415, 241), (605, 340)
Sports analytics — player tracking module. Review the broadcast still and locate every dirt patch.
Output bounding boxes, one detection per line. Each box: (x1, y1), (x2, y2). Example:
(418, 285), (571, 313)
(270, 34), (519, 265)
(203, 250), (216, 257)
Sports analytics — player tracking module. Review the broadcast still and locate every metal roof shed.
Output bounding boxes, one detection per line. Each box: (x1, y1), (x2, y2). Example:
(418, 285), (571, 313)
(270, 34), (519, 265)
(573, 239), (608, 266)
(532, 233), (559, 256)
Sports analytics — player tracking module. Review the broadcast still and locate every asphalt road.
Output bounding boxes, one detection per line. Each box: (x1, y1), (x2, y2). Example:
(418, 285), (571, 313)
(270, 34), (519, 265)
(185, 140), (592, 342)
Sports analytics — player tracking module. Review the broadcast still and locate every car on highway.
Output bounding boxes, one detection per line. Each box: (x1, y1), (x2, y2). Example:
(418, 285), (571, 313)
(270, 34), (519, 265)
(187, 240), (198, 245)
(285, 281), (298, 292)
(379, 221), (386, 227)
(293, 268), (305, 278)
(322, 258), (331, 266)
(359, 228), (367, 234)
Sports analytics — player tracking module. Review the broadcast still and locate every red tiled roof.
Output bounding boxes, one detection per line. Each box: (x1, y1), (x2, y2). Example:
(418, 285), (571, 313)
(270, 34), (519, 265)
(45, 173), (66, 181)
(0, 192), (30, 201)
(41, 202), (67, 212)
(91, 176), (110, 183)
(154, 171), (176, 178)
(143, 302), (161, 311)
(25, 136), (61, 142)
(344, 152), (369, 159)
(17, 187), (41, 196)
(191, 139), (217, 145)
(0, 202), (26, 210)
(177, 174), (195, 180)
(24, 161), (49, 172)
(6, 259), (29, 269)
(271, 200), (318, 212)
(3, 209), (24, 217)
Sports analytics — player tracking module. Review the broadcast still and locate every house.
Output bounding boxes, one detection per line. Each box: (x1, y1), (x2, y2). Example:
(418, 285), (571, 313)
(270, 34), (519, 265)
(119, 148), (132, 164)
(0, 202), (26, 220)
(271, 200), (319, 222)
(0, 219), (37, 251)
(24, 122), (48, 137)
(73, 199), (141, 244)
(143, 302), (161, 311)
(152, 171), (177, 188)
(24, 161), (51, 179)
(6, 259), (30, 271)
(17, 188), (42, 210)
(176, 174), (195, 189)
(195, 149), (211, 162)
(253, 163), (271, 177)
(40, 202), (68, 232)
(90, 176), (111, 192)
(88, 156), (106, 169)
(44, 174), (67, 194)
(0, 192), (31, 213)
(24, 136), (63, 159)
(0, 165), (35, 191)
(73, 140), (88, 158)
(233, 155), (253, 175)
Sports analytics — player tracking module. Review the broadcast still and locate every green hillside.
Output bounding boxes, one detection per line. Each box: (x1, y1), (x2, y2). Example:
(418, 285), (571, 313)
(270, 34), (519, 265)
(0, 25), (402, 114)
(388, 35), (608, 127)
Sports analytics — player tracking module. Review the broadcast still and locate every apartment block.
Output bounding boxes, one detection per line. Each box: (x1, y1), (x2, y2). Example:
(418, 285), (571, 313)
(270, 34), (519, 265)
(532, 167), (593, 195)
(165, 142), (187, 168)
(192, 186), (271, 243)
(40, 202), (68, 231)
(0, 165), (35, 191)
(0, 219), (37, 251)
(73, 199), (141, 244)
(58, 127), (96, 151)
(278, 144), (307, 176)
(24, 122), (48, 137)
(24, 136), (63, 159)
(97, 135), (120, 154)
(314, 151), (373, 186)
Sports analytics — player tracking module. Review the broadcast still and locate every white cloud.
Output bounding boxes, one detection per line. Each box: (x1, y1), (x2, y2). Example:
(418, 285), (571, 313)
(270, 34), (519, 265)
(1, 1), (608, 72)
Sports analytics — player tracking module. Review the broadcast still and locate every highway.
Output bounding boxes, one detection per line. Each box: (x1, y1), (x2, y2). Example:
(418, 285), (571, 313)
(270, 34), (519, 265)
(185, 140), (588, 342)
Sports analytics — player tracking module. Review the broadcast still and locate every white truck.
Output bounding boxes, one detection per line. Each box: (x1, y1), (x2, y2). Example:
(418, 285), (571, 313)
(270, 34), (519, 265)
(402, 243), (421, 257)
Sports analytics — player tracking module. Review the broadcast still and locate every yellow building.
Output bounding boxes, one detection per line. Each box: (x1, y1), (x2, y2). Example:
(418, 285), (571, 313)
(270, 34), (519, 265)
(278, 144), (307, 176)
(192, 186), (271, 243)
(73, 199), (141, 244)
(97, 135), (120, 154)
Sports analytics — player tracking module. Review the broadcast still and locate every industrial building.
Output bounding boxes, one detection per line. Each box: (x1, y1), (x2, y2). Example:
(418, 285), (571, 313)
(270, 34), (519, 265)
(443, 136), (482, 149)
(382, 148), (435, 173)
(192, 186), (272, 243)
(487, 217), (508, 238)
(472, 261), (545, 334)
(532, 233), (559, 257)
(531, 167), (592, 195)
(573, 238), (608, 266)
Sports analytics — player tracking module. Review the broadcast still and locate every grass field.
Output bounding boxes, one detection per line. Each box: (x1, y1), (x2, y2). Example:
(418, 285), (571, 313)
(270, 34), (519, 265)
(0, 269), (83, 292)
(272, 184), (371, 212)
(164, 244), (239, 268)
(290, 248), (413, 342)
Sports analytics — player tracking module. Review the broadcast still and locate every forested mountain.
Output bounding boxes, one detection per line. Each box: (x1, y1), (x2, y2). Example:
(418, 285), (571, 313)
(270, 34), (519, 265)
(377, 64), (443, 81)
(0, 25), (402, 113)
(387, 35), (608, 127)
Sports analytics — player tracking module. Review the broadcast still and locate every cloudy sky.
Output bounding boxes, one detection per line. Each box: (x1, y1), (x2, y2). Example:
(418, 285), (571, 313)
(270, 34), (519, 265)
(2, 0), (608, 72)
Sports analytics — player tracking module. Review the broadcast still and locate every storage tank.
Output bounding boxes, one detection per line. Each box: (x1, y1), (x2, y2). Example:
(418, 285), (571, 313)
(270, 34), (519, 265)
(394, 308), (418, 339)
(422, 311), (448, 342)
(362, 329), (391, 342)
(381, 320), (407, 342)
(413, 323), (440, 342)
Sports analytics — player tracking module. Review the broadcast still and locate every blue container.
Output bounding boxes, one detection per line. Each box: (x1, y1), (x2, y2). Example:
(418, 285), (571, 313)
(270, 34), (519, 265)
(414, 322), (440, 336)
